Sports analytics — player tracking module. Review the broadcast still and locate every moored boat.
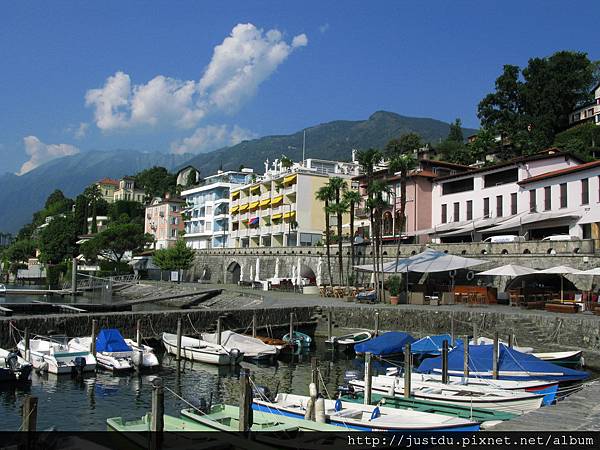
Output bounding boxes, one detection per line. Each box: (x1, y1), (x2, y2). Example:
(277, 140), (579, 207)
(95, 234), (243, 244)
(325, 331), (372, 350)
(0, 348), (32, 382)
(354, 331), (416, 358)
(532, 350), (584, 368)
(162, 332), (243, 366)
(18, 336), (96, 375)
(282, 331), (312, 348)
(253, 393), (480, 431)
(70, 329), (134, 372)
(201, 330), (278, 361)
(123, 339), (160, 369)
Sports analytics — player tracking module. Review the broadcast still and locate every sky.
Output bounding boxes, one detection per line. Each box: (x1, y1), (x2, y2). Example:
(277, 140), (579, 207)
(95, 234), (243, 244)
(1, 1), (599, 175)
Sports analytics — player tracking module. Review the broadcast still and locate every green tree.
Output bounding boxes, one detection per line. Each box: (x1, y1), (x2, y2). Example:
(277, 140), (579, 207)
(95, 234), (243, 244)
(4, 239), (36, 265)
(153, 239), (195, 272)
(83, 184), (103, 234)
(326, 177), (348, 286)
(315, 185), (335, 287)
(447, 118), (464, 143)
(185, 169), (198, 188)
(554, 122), (600, 160)
(342, 189), (362, 284)
(37, 215), (78, 264)
(73, 194), (89, 235)
(385, 133), (422, 155)
(280, 155), (293, 169)
(134, 166), (177, 199)
(108, 200), (145, 225)
(81, 223), (151, 264)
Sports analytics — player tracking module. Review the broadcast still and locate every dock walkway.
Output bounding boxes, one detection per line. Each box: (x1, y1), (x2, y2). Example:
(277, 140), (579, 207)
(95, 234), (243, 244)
(492, 380), (600, 431)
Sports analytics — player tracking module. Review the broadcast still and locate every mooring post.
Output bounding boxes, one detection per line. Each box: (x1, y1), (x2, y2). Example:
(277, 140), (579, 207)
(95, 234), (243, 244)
(327, 309), (333, 340)
(442, 339), (449, 384)
(310, 357), (319, 390)
(305, 382), (317, 421)
(136, 319), (142, 347)
(472, 322), (477, 344)
(150, 377), (164, 450)
(24, 328), (30, 361)
(22, 395), (38, 432)
(492, 331), (499, 380)
(216, 316), (222, 346)
(404, 343), (412, 399)
(90, 320), (97, 357)
(176, 318), (182, 362)
(239, 368), (253, 433)
(374, 312), (379, 337)
(364, 352), (373, 405)
(463, 335), (470, 381)
(71, 257), (77, 296)
(508, 333), (514, 348)
(450, 315), (455, 345)
(252, 312), (257, 338)
(289, 312), (294, 341)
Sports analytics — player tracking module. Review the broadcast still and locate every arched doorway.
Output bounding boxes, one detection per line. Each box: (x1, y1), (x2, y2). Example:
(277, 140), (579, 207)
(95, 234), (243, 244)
(226, 261), (241, 284)
(300, 264), (317, 285)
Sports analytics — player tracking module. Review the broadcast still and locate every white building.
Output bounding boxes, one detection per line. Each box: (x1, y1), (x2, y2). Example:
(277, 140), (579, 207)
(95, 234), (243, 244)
(430, 149), (584, 242)
(181, 170), (253, 249)
(230, 156), (361, 248)
(569, 82), (600, 127)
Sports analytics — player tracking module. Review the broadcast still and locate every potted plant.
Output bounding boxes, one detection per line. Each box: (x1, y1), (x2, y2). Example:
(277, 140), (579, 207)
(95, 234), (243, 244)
(387, 275), (401, 305)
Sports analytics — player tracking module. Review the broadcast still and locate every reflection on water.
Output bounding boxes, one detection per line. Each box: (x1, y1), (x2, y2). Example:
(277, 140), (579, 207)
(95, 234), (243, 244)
(0, 340), (387, 431)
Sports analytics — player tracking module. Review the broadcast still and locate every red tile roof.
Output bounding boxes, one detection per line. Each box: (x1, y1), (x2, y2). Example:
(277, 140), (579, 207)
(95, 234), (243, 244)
(518, 159), (600, 185)
(97, 178), (120, 186)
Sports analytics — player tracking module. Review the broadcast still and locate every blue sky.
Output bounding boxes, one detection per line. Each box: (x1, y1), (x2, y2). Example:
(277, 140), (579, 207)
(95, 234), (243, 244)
(1, 0), (598, 174)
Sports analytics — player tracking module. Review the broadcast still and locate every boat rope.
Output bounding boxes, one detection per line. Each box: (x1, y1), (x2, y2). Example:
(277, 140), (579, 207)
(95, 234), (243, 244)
(316, 367), (332, 400)
(147, 316), (160, 339)
(186, 314), (202, 337)
(163, 385), (209, 417)
(16, 404), (37, 432)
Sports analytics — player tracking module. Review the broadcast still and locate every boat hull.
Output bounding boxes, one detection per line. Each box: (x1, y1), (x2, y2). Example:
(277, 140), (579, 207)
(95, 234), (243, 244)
(162, 334), (243, 366)
(532, 351), (583, 368)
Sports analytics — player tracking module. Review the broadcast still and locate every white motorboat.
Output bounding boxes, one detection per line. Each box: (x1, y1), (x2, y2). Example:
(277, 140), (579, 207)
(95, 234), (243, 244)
(349, 376), (544, 415)
(162, 333), (243, 366)
(201, 330), (278, 361)
(253, 393), (480, 431)
(0, 348), (32, 382)
(123, 339), (159, 369)
(69, 337), (131, 372)
(18, 337), (96, 375)
(471, 336), (533, 354)
(325, 331), (372, 350)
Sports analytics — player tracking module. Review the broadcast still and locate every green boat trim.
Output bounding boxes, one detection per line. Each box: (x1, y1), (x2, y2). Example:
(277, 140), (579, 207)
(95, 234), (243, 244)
(181, 404), (340, 432)
(342, 393), (516, 423)
(107, 413), (216, 432)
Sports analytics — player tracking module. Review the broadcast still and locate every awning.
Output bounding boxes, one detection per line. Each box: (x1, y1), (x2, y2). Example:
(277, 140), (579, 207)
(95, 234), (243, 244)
(249, 201), (259, 209)
(355, 248), (486, 273)
(438, 216), (519, 237)
(283, 211), (296, 219)
(271, 195), (283, 206)
(238, 203), (249, 212)
(230, 205), (239, 214)
(272, 213), (283, 220)
(283, 174), (297, 184)
(483, 210), (580, 233)
(231, 190), (240, 199)
(343, 219), (370, 228)
(259, 198), (270, 207)
(250, 185), (260, 193)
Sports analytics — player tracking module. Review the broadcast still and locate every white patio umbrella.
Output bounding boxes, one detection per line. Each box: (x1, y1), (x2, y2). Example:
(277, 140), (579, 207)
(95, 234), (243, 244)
(291, 265), (296, 281)
(239, 263), (245, 282)
(354, 249), (485, 273)
(537, 266), (584, 303)
(250, 265), (254, 282)
(582, 267), (600, 275)
(296, 257), (302, 287)
(255, 258), (260, 281)
(476, 264), (537, 277)
(316, 257), (323, 286)
(274, 258), (280, 279)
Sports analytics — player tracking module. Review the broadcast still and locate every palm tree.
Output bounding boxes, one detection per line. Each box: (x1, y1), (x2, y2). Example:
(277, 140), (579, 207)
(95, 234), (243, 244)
(343, 189), (362, 285)
(280, 155), (293, 170)
(83, 184), (103, 234)
(367, 179), (392, 302)
(326, 177), (347, 286)
(315, 185), (335, 287)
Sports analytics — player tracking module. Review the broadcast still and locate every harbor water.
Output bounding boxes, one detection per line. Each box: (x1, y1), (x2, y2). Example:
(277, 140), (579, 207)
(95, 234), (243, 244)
(0, 340), (374, 431)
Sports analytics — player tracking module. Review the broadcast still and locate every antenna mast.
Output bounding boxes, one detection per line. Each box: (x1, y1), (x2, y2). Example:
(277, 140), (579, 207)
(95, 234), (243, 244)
(302, 130), (306, 165)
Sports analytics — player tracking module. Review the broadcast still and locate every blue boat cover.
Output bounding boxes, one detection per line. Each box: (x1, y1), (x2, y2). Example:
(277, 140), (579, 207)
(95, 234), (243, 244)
(95, 329), (131, 353)
(354, 331), (416, 357)
(416, 343), (588, 382)
(411, 334), (455, 356)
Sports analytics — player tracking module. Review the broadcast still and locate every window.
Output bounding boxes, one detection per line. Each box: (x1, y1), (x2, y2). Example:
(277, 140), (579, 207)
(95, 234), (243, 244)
(560, 183), (567, 208)
(511, 193), (517, 215)
(442, 178), (474, 195)
(171, 229), (177, 238)
(544, 186), (551, 211)
(582, 224), (592, 240)
(484, 168), (518, 188)
(466, 200), (473, 221)
(496, 195), (503, 217)
(582, 178), (589, 205)
(483, 198), (490, 218)
(453, 202), (460, 222)
(529, 190), (536, 212)
(441, 204), (447, 224)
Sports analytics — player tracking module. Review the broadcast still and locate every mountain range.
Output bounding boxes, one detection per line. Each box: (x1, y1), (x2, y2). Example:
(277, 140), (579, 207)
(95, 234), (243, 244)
(0, 111), (477, 234)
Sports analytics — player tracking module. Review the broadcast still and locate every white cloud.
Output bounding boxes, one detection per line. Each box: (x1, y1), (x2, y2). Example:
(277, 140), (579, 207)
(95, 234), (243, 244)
(170, 124), (256, 155)
(18, 136), (80, 175)
(85, 23), (307, 131)
(319, 23), (330, 34)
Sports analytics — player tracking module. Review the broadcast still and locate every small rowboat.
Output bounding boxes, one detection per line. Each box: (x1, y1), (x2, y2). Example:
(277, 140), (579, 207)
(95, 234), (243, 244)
(162, 333), (243, 366)
(532, 350), (584, 368)
(282, 331), (312, 348)
(325, 331), (372, 350)
(251, 335), (294, 353)
(342, 391), (516, 429)
(253, 393), (480, 431)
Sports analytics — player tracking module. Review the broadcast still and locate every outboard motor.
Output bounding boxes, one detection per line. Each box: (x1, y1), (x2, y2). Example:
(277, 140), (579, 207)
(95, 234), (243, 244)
(343, 370), (361, 383)
(229, 348), (241, 364)
(72, 356), (86, 377)
(6, 352), (19, 371)
(189, 392), (212, 414)
(337, 384), (356, 399)
(252, 384), (272, 401)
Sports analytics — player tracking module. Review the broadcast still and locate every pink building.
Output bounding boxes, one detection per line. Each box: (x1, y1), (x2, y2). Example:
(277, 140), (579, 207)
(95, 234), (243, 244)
(353, 159), (470, 243)
(144, 196), (185, 249)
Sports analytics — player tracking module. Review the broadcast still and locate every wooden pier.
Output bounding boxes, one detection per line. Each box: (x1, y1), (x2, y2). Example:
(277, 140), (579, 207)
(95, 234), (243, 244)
(492, 381), (600, 431)
(3, 288), (73, 296)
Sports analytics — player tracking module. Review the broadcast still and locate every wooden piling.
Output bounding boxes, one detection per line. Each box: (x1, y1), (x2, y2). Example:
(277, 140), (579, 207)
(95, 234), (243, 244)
(252, 312), (257, 338)
(404, 343), (411, 399)
(508, 333), (514, 348)
(450, 315), (455, 345)
(442, 339), (449, 384)
(176, 318), (182, 362)
(150, 377), (164, 450)
(21, 395), (38, 432)
(216, 316), (222, 346)
(463, 335), (470, 380)
(90, 320), (97, 357)
(289, 312), (294, 341)
(239, 368), (253, 433)
(492, 331), (499, 380)
(374, 312), (379, 337)
(364, 352), (373, 405)
(136, 319), (142, 347)
(24, 328), (30, 361)
(311, 357), (319, 390)
(327, 309), (333, 340)
(472, 322), (477, 343)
